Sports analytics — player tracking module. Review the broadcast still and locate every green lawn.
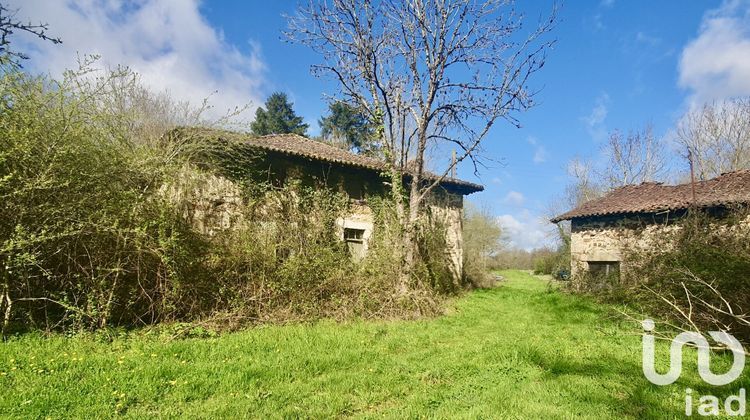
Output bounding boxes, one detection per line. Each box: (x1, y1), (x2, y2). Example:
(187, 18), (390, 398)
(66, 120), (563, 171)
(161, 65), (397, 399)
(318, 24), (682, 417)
(0, 270), (746, 418)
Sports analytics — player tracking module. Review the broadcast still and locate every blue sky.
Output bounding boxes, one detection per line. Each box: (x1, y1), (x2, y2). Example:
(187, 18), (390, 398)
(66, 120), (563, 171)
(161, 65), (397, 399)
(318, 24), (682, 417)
(11, 0), (750, 249)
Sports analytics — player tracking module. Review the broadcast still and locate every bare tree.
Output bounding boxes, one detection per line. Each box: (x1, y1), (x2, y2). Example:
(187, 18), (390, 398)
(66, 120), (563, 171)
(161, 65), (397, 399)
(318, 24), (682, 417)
(0, 3), (61, 66)
(600, 125), (668, 188)
(564, 156), (601, 208)
(463, 203), (505, 260)
(287, 0), (556, 290)
(545, 156), (600, 252)
(677, 98), (750, 180)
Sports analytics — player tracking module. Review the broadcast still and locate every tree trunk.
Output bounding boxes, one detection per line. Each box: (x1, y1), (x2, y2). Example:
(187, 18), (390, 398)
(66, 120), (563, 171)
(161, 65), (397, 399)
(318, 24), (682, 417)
(398, 175), (422, 294)
(1, 283), (11, 339)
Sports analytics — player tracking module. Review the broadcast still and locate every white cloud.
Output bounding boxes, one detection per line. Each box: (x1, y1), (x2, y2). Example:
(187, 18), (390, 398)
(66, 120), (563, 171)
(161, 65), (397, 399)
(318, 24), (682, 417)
(581, 93), (610, 142)
(679, 0), (750, 105)
(527, 136), (548, 164)
(503, 191), (525, 206)
(7, 0), (266, 119)
(497, 212), (554, 251)
(600, 0), (615, 8)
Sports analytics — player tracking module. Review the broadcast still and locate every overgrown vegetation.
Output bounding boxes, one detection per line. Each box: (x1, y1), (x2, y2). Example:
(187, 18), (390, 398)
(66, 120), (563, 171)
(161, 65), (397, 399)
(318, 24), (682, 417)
(572, 209), (750, 344)
(0, 62), (462, 335)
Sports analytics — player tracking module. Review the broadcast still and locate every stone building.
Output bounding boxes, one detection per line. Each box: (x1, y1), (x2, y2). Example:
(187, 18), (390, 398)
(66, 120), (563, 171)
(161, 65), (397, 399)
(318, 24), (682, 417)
(551, 170), (750, 279)
(175, 127), (484, 280)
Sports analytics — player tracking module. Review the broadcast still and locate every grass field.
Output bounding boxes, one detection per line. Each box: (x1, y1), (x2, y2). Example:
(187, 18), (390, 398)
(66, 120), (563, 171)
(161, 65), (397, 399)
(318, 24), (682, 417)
(1, 270), (746, 418)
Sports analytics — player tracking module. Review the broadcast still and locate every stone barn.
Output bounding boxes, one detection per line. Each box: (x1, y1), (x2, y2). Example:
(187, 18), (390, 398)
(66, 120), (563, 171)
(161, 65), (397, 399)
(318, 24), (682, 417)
(174, 127), (484, 280)
(551, 170), (750, 279)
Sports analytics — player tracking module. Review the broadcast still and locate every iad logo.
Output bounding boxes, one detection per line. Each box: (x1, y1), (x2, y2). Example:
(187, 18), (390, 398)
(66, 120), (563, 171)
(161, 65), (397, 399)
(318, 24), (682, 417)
(641, 319), (747, 416)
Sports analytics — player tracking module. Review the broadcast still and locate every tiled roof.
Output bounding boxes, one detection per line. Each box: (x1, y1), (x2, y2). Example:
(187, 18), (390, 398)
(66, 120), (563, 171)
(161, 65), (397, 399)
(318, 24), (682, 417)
(180, 127), (484, 194)
(551, 170), (750, 222)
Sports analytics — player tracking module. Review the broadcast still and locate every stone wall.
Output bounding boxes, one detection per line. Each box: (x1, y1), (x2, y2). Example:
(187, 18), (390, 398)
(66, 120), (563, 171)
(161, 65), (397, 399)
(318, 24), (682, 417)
(569, 211), (750, 282)
(161, 166), (245, 236)
(570, 215), (678, 280)
(163, 160), (468, 282)
(336, 202), (375, 262)
(426, 191), (464, 283)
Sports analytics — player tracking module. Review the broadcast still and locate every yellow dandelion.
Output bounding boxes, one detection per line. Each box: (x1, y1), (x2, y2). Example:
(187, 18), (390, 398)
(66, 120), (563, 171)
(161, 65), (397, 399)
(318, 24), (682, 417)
(11, 367), (16, 371)
(1, 372), (6, 376)
(168, 380), (177, 386)
(117, 360), (124, 365)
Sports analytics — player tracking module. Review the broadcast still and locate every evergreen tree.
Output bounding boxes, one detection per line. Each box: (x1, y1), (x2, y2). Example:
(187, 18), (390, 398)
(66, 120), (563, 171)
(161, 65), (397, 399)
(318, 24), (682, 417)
(251, 92), (308, 136)
(319, 101), (379, 155)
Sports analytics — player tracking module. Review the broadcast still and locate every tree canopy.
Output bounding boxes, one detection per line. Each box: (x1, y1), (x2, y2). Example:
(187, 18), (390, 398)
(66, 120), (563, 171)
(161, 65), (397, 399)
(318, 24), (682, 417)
(251, 92), (308, 136)
(319, 101), (379, 155)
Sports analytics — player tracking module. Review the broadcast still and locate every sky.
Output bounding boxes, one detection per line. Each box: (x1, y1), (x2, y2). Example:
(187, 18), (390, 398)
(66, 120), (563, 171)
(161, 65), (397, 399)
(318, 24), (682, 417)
(9, 0), (750, 250)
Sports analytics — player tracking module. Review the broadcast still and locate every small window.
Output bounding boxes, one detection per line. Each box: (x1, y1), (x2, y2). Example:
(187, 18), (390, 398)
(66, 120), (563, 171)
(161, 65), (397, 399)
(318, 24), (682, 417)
(344, 228), (366, 260)
(344, 228), (365, 243)
(588, 261), (620, 279)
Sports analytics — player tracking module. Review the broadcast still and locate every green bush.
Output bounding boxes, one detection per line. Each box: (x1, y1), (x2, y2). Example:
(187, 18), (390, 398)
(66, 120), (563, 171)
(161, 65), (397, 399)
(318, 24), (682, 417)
(0, 64), (212, 331)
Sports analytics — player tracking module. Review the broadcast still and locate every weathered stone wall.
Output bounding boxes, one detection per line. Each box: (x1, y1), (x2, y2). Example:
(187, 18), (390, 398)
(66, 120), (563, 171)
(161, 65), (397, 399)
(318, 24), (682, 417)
(426, 191), (464, 283)
(570, 212), (750, 281)
(163, 158), (467, 282)
(161, 166), (245, 236)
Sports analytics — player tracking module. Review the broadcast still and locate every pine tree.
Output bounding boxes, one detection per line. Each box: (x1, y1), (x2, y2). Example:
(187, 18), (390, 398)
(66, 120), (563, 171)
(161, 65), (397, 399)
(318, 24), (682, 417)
(319, 101), (379, 155)
(251, 92), (308, 136)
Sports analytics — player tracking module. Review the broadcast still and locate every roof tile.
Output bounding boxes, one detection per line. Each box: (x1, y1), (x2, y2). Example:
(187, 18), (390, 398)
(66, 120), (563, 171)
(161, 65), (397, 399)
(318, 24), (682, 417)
(181, 127), (484, 194)
(551, 170), (750, 222)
